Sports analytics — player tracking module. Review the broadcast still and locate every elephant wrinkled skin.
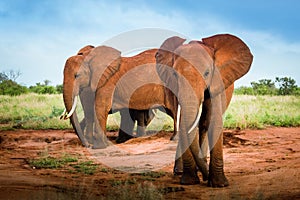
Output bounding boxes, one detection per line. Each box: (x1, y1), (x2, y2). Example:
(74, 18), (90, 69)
(63, 46), (177, 149)
(62, 46), (156, 146)
(156, 34), (253, 187)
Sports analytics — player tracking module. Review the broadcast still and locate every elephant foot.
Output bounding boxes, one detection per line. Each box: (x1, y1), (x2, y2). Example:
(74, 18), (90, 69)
(136, 127), (147, 137)
(92, 141), (109, 149)
(116, 134), (133, 144)
(136, 132), (146, 137)
(92, 137), (109, 149)
(197, 161), (209, 181)
(201, 170), (209, 182)
(207, 172), (229, 187)
(85, 135), (94, 145)
(180, 169), (200, 185)
(170, 132), (178, 141)
(173, 159), (183, 175)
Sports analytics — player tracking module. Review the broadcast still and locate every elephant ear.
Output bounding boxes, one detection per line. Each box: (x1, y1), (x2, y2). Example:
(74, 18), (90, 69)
(84, 45), (121, 91)
(77, 45), (95, 57)
(156, 36), (186, 94)
(202, 34), (253, 96)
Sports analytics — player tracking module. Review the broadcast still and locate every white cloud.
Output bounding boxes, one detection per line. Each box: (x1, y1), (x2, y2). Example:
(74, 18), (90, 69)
(1, 1), (299, 87)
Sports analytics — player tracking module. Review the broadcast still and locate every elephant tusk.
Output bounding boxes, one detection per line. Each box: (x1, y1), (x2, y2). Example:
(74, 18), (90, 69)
(65, 96), (78, 119)
(176, 104), (181, 132)
(60, 109), (67, 120)
(151, 109), (157, 117)
(188, 104), (202, 134)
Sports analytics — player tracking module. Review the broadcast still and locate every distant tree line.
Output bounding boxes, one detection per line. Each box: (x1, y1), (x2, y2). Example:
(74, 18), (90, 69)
(1, 70), (299, 96)
(235, 77), (300, 96)
(0, 70), (62, 96)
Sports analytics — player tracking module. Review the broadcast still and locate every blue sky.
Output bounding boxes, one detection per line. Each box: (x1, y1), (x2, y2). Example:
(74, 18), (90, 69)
(1, 0), (300, 87)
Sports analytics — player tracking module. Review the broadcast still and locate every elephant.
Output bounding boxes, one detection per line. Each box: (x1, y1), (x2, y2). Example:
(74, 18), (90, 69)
(156, 34), (253, 187)
(62, 45), (178, 149)
(61, 45), (156, 146)
(116, 108), (155, 143)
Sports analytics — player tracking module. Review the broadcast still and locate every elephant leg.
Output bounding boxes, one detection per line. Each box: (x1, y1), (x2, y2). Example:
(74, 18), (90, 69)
(174, 114), (209, 180)
(70, 112), (89, 147)
(80, 118), (93, 144)
(85, 117), (94, 144)
(136, 124), (146, 137)
(93, 98), (110, 149)
(179, 103), (208, 185)
(136, 110), (148, 137)
(207, 94), (229, 187)
(79, 87), (95, 145)
(197, 91), (211, 181)
(208, 130), (228, 187)
(173, 144), (183, 175)
(80, 118), (86, 132)
(173, 102), (210, 180)
(176, 76), (208, 185)
(180, 128), (200, 185)
(116, 109), (134, 143)
(165, 107), (178, 141)
(145, 109), (155, 125)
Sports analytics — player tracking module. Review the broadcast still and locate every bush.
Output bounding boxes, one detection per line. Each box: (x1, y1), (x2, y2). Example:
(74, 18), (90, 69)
(56, 84), (63, 94)
(250, 79), (277, 95)
(235, 77), (300, 96)
(275, 77), (298, 95)
(234, 86), (254, 95)
(0, 80), (28, 96)
(29, 83), (57, 94)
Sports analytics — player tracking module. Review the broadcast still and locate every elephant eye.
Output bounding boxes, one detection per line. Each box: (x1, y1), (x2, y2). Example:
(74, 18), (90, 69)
(74, 73), (80, 79)
(204, 70), (210, 78)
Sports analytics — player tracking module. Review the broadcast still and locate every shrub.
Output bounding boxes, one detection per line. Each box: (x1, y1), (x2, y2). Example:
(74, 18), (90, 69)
(0, 80), (28, 96)
(234, 86), (254, 95)
(275, 77), (298, 95)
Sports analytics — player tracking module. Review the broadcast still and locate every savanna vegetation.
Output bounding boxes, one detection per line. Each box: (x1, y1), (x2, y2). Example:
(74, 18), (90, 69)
(0, 70), (299, 130)
(0, 93), (299, 131)
(0, 71), (62, 95)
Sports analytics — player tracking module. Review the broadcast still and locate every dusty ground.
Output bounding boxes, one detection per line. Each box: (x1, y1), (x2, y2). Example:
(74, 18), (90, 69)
(0, 127), (299, 199)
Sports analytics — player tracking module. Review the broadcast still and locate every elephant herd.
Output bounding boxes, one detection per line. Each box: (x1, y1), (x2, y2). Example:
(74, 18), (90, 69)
(61, 34), (253, 187)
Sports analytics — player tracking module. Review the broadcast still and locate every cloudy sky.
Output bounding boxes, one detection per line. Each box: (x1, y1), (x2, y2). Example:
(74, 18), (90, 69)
(1, 0), (299, 87)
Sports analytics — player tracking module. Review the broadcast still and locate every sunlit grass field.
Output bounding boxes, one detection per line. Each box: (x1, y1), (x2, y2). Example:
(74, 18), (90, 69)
(0, 93), (299, 131)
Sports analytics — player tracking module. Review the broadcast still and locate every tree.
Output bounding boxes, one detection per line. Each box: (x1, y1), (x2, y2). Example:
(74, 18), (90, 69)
(0, 79), (28, 96)
(0, 70), (27, 96)
(43, 80), (51, 86)
(275, 77), (298, 95)
(56, 84), (63, 94)
(250, 79), (277, 95)
(29, 80), (57, 94)
(234, 86), (254, 95)
(7, 70), (21, 81)
(0, 72), (8, 82)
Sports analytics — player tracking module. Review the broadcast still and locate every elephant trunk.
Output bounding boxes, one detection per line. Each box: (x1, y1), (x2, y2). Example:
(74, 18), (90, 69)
(177, 82), (208, 183)
(61, 76), (89, 147)
(62, 78), (78, 119)
(181, 102), (208, 175)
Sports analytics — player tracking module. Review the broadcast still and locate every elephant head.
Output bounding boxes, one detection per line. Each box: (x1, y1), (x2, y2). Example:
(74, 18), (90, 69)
(62, 45), (121, 119)
(62, 45), (94, 117)
(156, 34), (253, 186)
(61, 45), (94, 146)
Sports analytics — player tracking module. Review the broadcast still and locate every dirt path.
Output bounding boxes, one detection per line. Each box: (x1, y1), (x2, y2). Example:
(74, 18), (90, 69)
(0, 127), (299, 199)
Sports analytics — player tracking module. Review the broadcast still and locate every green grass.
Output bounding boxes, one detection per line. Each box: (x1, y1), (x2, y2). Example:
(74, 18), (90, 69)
(0, 93), (71, 129)
(106, 181), (163, 200)
(29, 154), (78, 169)
(224, 95), (300, 129)
(72, 161), (97, 175)
(29, 154), (97, 175)
(0, 93), (299, 130)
